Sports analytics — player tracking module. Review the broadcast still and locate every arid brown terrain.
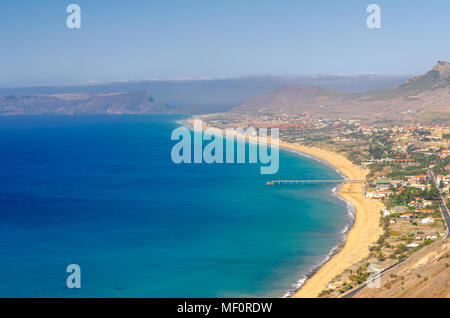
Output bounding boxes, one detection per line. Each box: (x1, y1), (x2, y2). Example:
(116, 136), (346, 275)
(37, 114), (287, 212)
(1, 62), (448, 119)
(353, 238), (450, 298)
(233, 61), (450, 120)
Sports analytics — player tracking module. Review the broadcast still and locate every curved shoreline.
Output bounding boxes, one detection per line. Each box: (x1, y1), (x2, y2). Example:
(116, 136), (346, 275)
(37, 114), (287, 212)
(281, 185), (356, 298)
(280, 142), (383, 298)
(277, 147), (356, 298)
(182, 118), (383, 298)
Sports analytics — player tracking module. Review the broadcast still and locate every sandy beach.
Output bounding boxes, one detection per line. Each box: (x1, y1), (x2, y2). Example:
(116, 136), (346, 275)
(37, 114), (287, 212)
(187, 118), (384, 298)
(278, 142), (384, 298)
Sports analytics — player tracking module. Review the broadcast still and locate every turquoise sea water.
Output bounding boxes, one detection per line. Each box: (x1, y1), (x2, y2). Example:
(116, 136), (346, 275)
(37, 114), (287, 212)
(0, 115), (348, 297)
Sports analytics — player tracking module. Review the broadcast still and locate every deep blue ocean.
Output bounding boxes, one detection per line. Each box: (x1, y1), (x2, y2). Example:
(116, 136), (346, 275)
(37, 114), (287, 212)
(0, 115), (348, 297)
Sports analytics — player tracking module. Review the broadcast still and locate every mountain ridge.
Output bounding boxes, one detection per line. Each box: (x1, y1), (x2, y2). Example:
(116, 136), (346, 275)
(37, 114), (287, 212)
(0, 91), (173, 115)
(0, 74), (410, 115)
(367, 61), (450, 100)
(232, 61), (450, 120)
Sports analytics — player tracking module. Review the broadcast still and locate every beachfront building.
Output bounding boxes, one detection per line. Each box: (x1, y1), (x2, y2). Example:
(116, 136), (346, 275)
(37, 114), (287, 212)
(376, 190), (393, 197)
(365, 191), (388, 198)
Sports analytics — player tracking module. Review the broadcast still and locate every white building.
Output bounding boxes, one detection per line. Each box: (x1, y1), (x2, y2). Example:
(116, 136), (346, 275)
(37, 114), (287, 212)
(421, 217), (435, 224)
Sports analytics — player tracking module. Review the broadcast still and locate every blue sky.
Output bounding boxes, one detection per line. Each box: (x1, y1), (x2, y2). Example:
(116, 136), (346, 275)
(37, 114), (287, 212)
(0, 0), (449, 86)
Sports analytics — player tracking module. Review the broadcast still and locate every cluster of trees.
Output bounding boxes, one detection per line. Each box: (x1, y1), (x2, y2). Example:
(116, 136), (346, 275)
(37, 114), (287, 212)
(369, 145), (384, 160)
(413, 129), (431, 138)
(388, 166), (427, 179)
(435, 156), (450, 175)
(347, 151), (363, 165)
(389, 186), (440, 206)
(348, 264), (371, 285)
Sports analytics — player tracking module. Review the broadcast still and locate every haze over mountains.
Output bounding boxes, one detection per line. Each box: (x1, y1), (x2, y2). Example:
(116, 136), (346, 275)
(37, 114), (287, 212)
(1, 63), (449, 120)
(0, 74), (409, 115)
(0, 91), (171, 115)
(233, 61), (450, 121)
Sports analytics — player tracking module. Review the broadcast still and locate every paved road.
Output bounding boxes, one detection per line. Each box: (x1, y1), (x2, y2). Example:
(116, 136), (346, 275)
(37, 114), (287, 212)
(342, 259), (406, 298)
(344, 171), (449, 298)
(427, 170), (450, 237)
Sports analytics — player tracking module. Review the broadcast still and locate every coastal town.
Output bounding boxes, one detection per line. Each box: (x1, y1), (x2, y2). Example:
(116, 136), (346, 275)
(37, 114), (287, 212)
(199, 112), (450, 297)
(2, 0), (450, 307)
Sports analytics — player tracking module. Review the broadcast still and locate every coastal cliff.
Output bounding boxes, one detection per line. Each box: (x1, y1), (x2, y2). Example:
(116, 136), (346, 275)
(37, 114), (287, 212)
(0, 91), (172, 115)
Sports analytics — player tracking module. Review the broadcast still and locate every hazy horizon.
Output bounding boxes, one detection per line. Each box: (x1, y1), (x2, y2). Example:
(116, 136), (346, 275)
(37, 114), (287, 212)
(0, 72), (413, 89)
(0, 72), (413, 112)
(1, 0), (449, 86)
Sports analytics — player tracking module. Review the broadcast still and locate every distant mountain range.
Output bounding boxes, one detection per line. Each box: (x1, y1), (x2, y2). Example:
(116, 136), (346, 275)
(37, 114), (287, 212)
(0, 91), (172, 115)
(0, 74), (409, 115)
(1, 63), (448, 120)
(233, 61), (450, 121)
